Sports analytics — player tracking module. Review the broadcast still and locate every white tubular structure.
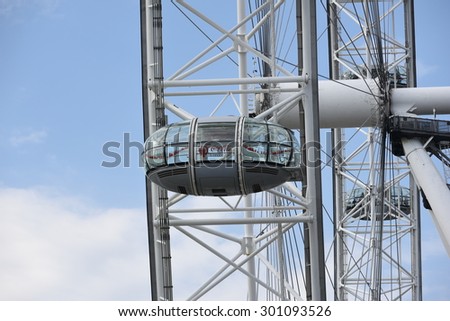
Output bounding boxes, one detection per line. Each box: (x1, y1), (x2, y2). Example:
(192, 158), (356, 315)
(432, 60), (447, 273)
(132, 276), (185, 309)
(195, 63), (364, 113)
(402, 138), (450, 257)
(278, 79), (382, 129)
(391, 86), (450, 116)
(277, 81), (450, 129)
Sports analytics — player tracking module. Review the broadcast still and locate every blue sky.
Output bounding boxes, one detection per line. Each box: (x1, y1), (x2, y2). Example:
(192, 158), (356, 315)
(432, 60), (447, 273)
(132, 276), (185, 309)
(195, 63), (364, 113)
(0, 0), (449, 300)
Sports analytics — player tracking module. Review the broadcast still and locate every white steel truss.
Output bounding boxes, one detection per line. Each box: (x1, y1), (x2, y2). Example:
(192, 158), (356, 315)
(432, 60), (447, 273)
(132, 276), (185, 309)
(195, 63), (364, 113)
(141, 0), (325, 301)
(328, 0), (422, 300)
(141, 0), (450, 301)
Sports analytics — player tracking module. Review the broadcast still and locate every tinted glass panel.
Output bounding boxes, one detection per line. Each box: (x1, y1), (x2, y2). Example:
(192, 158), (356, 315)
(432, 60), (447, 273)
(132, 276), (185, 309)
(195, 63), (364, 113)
(268, 143), (292, 165)
(166, 122), (190, 144)
(269, 125), (290, 144)
(243, 120), (268, 142)
(166, 143), (189, 164)
(196, 123), (236, 142)
(149, 127), (167, 148)
(243, 142), (267, 162)
(146, 146), (165, 168)
(195, 122), (236, 162)
(195, 141), (236, 162)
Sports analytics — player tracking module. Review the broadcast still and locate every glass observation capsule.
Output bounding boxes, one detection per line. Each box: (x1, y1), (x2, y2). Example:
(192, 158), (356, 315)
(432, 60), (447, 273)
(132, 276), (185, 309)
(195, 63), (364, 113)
(143, 116), (301, 196)
(345, 186), (411, 220)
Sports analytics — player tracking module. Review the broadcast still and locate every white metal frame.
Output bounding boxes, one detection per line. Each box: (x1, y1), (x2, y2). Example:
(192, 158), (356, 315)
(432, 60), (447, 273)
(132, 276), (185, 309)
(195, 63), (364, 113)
(142, 0), (325, 300)
(141, 0), (450, 301)
(328, 0), (422, 300)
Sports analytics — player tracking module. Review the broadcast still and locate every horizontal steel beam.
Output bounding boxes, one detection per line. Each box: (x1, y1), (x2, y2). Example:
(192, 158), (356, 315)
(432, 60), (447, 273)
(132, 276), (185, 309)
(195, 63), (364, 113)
(166, 214), (312, 226)
(157, 76), (307, 88)
(169, 206), (307, 213)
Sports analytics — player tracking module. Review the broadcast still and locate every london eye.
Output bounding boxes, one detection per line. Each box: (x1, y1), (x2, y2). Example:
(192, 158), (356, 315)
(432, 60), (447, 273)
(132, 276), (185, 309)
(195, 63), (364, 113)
(140, 0), (450, 300)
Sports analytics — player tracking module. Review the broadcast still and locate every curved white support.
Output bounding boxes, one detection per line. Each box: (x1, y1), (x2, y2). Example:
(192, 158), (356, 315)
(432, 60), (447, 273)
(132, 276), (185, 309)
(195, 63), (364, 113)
(402, 137), (450, 257)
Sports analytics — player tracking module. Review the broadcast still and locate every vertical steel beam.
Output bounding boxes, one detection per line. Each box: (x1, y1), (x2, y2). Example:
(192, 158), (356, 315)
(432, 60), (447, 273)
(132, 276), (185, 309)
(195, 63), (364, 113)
(326, 0), (346, 301)
(237, 0), (257, 300)
(139, 0), (158, 301)
(140, 0), (173, 301)
(301, 0), (327, 301)
(404, 0), (417, 88)
(404, 0), (422, 301)
(329, 0), (422, 301)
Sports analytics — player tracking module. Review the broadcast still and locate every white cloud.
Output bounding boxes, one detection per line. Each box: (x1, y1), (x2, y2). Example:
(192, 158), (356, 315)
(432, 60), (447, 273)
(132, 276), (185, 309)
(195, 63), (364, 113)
(0, 187), (150, 300)
(0, 187), (254, 300)
(2, 186), (447, 301)
(9, 129), (47, 146)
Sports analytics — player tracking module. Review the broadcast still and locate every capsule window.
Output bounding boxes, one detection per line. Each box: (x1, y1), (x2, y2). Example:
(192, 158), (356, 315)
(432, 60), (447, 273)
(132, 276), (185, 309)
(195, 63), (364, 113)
(195, 122), (236, 162)
(144, 117), (302, 177)
(243, 119), (268, 163)
(268, 143), (292, 165)
(269, 125), (290, 144)
(166, 123), (190, 165)
(244, 121), (268, 142)
(267, 125), (293, 165)
(144, 127), (168, 169)
(243, 142), (268, 162)
(146, 146), (165, 168)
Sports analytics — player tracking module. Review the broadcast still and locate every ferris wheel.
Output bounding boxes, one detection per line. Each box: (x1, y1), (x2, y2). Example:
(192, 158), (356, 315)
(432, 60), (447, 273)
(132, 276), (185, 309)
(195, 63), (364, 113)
(140, 0), (450, 301)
